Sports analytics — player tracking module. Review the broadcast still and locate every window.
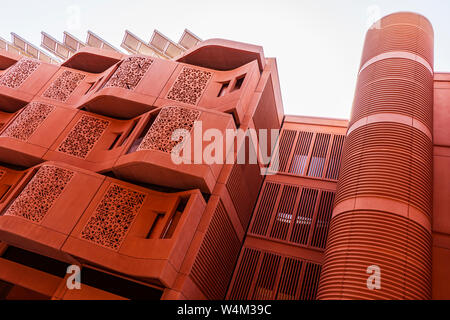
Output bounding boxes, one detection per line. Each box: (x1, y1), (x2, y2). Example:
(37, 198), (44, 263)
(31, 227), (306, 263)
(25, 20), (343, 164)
(231, 75), (246, 92)
(325, 135), (345, 180)
(270, 130), (296, 173)
(307, 133), (331, 178)
(288, 131), (313, 175)
(217, 81), (229, 97)
(250, 183), (281, 236)
(249, 183), (335, 248)
(252, 253), (281, 300)
(273, 129), (345, 179)
(276, 212), (292, 224)
(310, 191), (335, 249)
(127, 115), (156, 154)
(290, 188), (318, 245)
(276, 258), (303, 300)
(270, 185), (299, 240)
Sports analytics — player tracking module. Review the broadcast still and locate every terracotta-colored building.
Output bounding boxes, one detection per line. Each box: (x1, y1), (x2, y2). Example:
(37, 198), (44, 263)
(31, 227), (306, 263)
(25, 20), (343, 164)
(0, 34), (283, 300)
(0, 11), (450, 300)
(226, 115), (347, 300)
(227, 11), (450, 301)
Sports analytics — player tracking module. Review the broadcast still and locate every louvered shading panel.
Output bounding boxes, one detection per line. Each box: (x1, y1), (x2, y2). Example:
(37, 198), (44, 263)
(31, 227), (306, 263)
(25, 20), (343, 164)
(270, 129), (345, 180)
(227, 248), (322, 300)
(249, 182), (335, 250)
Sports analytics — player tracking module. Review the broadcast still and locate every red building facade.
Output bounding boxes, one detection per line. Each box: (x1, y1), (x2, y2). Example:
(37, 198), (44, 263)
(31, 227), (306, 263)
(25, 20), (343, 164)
(226, 116), (347, 300)
(0, 39), (283, 299)
(319, 12), (435, 300)
(0, 11), (450, 300)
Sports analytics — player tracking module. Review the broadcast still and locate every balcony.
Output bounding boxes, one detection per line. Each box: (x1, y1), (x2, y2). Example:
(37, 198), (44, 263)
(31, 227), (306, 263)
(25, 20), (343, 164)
(0, 102), (235, 194)
(0, 56), (59, 112)
(0, 101), (78, 167)
(43, 109), (148, 172)
(156, 60), (260, 126)
(61, 46), (123, 74)
(0, 162), (206, 288)
(79, 55), (176, 119)
(37, 66), (100, 108)
(77, 53), (260, 124)
(113, 105), (235, 193)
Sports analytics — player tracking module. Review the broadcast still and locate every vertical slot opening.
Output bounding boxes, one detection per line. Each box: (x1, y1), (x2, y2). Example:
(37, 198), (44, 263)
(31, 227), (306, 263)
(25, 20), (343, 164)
(0, 185), (11, 202)
(1, 169), (37, 210)
(146, 213), (164, 239)
(84, 82), (95, 95)
(98, 63), (121, 92)
(127, 114), (156, 154)
(161, 197), (188, 239)
(217, 81), (230, 97)
(108, 133), (122, 150)
(118, 119), (139, 147)
(231, 75), (246, 92)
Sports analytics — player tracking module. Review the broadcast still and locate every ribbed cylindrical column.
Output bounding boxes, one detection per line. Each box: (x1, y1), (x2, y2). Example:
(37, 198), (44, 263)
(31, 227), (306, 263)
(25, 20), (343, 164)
(317, 12), (434, 300)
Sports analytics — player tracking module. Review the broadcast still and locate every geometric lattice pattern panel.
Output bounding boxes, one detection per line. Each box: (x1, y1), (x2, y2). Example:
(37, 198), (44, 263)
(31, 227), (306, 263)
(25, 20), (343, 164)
(137, 106), (201, 153)
(42, 70), (86, 102)
(57, 115), (110, 158)
(104, 56), (153, 90)
(166, 66), (212, 105)
(81, 183), (147, 251)
(0, 58), (40, 88)
(3, 165), (74, 223)
(0, 102), (54, 141)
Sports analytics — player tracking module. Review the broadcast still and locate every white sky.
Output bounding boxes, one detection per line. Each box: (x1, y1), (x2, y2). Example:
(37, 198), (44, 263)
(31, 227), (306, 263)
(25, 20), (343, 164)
(1, 0), (449, 119)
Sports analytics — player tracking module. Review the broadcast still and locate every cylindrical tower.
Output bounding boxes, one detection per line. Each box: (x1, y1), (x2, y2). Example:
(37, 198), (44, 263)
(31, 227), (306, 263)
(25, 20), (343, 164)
(317, 12), (434, 300)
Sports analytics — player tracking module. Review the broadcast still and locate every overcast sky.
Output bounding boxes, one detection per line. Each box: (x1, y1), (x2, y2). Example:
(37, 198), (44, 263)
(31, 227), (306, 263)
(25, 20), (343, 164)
(1, 1), (448, 119)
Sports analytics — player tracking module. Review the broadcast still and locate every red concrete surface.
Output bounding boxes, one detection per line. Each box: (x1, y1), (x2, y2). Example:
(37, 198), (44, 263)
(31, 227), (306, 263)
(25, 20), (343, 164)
(0, 38), (284, 300)
(317, 12), (434, 300)
(226, 116), (348, 300)
(1, 12), (450, 300)
(431, 72), (450, 299)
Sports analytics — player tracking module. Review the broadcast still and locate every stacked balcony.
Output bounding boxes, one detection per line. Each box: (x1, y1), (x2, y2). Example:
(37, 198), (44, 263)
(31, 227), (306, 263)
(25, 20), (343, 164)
(0, 39), (284, 299)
